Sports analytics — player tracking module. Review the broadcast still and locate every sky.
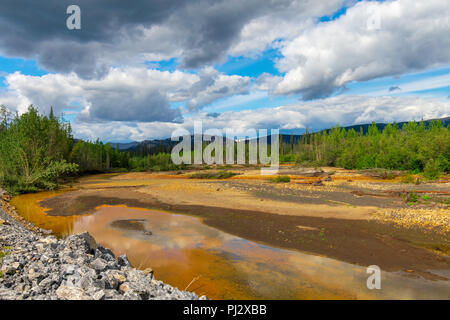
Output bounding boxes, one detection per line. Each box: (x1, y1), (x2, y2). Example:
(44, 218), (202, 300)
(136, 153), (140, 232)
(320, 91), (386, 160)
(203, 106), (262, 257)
(0, 0), (449, 142)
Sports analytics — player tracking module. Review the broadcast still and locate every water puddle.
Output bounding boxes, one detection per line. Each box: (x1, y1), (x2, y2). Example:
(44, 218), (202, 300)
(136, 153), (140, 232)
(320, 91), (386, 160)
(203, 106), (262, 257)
(11, 193), (450, 299)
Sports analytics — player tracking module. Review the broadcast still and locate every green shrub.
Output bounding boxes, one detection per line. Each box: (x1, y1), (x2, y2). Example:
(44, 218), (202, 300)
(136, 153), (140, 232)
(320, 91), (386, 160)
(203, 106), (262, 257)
(280, 154), (297, 163)
(190, 171), (238, 179)
(400, 174), (415, 184)
(408, 192), (418, 202)
(270, 175), (291, 183)
(423, 159), (442, 180)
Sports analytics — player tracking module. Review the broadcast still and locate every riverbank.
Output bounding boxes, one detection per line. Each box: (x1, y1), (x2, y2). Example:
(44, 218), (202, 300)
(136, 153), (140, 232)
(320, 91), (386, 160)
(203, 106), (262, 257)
(27, 169), (449, 273)
(4, 168), (450, 299)
(0, 190), (205, 300)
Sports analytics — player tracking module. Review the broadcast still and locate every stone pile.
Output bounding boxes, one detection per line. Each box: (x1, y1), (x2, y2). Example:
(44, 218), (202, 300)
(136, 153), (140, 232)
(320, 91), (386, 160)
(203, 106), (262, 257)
(0, 191), (206, 300)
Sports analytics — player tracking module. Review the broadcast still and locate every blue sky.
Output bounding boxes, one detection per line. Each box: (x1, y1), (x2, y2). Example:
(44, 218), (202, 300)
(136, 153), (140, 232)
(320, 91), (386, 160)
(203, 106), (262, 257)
(2, 48), (449, 102)
(0, 0), (449, 142)
(0, 57), (48, 88)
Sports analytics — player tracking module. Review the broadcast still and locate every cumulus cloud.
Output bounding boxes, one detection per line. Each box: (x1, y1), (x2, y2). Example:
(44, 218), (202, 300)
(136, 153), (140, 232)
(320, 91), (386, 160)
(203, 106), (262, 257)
(1, 0), (448, 141)
(185, 67), (250, 110)
(0, 0), (345, 78)
(272, 0), (450, 99)
(228, 0), (346, 56)
(70, 95), (450, 141)
(0, 67), (250, 122)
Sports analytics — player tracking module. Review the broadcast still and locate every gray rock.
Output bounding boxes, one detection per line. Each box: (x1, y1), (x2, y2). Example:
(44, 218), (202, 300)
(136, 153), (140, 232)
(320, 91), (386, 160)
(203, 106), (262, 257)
(39, 277), (56, 289)
(77, 232), (98, 253)
(0, 214), (205, 301)
(78, 274), (95, 290)
(2, 261), (21, 275)
(95, 246), (116, 261)
(63, 264), (77, 276)
(27, 268), (44, 282)
(90, 258), (108, 272)
(65, 274), (81, 287)
(104, 270), (127, 290)
(56, 285), (90, 300)
(117, 254), (131, 267)
(92, 290), (105, 300)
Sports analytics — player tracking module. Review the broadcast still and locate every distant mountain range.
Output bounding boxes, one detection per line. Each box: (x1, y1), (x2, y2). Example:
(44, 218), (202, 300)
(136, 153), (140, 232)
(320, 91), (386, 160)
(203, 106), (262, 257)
(110, 117), (450, 153)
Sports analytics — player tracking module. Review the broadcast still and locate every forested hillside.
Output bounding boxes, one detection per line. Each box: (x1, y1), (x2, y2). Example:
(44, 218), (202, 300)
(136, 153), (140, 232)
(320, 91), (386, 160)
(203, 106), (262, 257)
(0, 105), (448, 194)
(280, 121), (449, 180)
(0, 105), (128, 194)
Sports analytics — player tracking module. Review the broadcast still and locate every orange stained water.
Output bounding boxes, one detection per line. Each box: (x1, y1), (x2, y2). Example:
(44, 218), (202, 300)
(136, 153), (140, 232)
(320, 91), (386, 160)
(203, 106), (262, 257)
(11, 192), (450, 300)
(71, 206), (373, 299)
(11, 190), (84, 236)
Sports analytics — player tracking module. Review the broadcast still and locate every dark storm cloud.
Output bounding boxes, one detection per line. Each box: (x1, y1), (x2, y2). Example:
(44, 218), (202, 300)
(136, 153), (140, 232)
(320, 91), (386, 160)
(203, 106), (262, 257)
(0, 0), (183, 44)
(0, 0), (186, 78)
(171, 0), (264, 69)
(78, 90), (182, 123)
(0, 0), (312, 77)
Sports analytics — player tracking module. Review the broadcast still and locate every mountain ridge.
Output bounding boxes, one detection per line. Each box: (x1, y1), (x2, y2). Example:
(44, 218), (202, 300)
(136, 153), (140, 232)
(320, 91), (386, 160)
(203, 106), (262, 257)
(109, 116), (450, 152)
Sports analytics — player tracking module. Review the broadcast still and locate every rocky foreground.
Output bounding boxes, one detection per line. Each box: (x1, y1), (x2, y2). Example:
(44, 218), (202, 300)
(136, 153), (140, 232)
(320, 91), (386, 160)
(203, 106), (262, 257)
(0, 203), (205, 300)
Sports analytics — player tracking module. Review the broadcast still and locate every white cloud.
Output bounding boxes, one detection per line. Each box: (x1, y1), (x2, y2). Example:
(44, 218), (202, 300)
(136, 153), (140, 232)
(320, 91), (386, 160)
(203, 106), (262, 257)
(271, 0), (450, 99)
(0, 67), (251, 122)
(185, 67), (251, 110)
(228, 0), (346, 56)
(70, 95), (450, 142)
(0, 0), (348, 77)
(368, 73), (450, 96)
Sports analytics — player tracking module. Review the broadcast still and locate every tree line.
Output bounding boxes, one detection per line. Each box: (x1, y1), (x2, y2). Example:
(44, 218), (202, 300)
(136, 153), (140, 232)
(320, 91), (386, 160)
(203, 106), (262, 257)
(279, 120), (449, 179)
(0, 105), (188, 194)
(0, 105), (448, 194)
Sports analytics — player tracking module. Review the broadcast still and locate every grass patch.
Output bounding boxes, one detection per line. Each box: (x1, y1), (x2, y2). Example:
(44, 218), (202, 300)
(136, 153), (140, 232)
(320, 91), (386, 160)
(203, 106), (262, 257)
(189, 171), (238, 179)
(270, 175), (291, 183)
(0, 246), (9, 278)
(0, 246), (10, 259)
(216, 164), (233, 170)
(400, 174), (415, 184)
(408, 192), (418, 203)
